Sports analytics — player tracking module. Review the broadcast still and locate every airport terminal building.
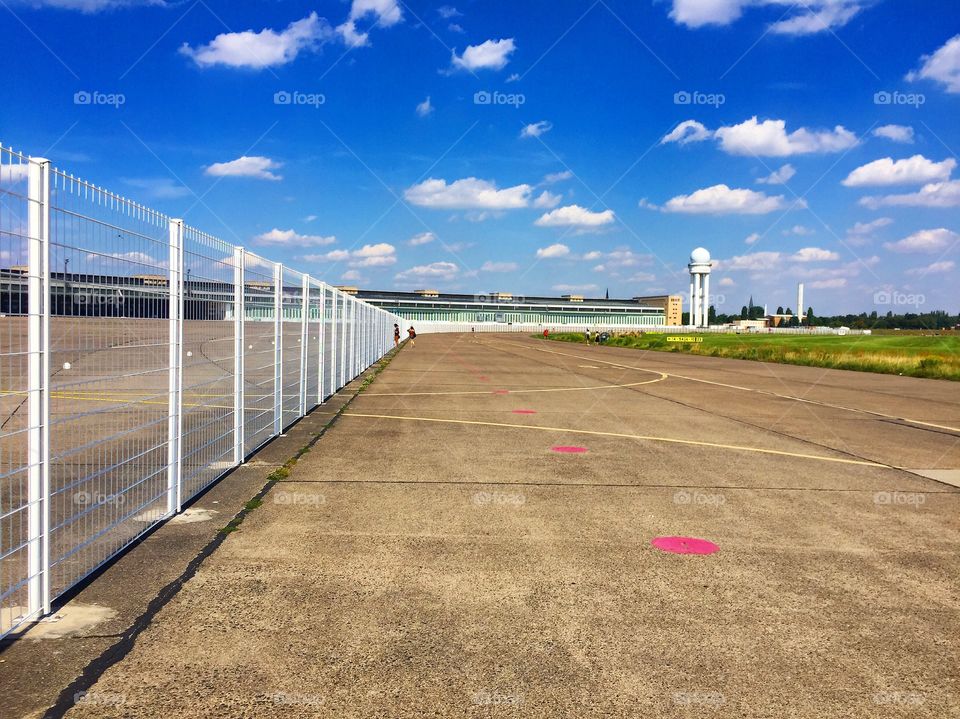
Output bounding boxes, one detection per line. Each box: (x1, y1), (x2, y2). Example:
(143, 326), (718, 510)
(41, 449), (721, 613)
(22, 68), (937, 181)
(339, 288), (683, 328)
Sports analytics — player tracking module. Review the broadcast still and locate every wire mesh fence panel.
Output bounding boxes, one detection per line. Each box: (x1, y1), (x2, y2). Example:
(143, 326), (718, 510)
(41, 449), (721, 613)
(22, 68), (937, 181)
(180, 226), (236, 502)
(242, 253), (276, 456)
(280, 267), (303, 431)
(0, 146), (37, 636)
(45, 169), (173, 600)
(323, 287), (335, 400)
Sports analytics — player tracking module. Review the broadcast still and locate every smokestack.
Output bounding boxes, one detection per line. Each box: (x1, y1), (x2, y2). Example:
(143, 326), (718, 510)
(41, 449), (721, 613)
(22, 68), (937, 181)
(797, 283), (804, 323)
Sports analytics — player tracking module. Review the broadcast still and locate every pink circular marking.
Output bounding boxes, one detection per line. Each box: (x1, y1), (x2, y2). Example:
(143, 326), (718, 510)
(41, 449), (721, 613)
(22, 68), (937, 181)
(551, 446), (587, 453)
(478, 376), (490, 381)
(493, 389), (510, 395)
(651, 536), (719, 555)
(512, 409), (537, 414)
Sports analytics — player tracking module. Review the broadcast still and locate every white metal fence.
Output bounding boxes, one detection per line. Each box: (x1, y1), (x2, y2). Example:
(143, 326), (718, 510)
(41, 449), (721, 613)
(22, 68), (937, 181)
(411, 321), (867, 336)
(0, 144), (401, 637)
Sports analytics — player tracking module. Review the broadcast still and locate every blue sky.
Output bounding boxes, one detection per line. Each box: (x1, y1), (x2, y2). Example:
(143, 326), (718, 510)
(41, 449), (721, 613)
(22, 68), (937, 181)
(2, 0), (959, 314)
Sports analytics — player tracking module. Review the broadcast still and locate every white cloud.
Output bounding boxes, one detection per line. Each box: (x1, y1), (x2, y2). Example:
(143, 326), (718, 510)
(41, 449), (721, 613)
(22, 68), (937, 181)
(719, 277), (736, 287)
(415, 96), (434, 117)
(534, 204), (615, 228)
(757, 163), (796, 185)
(532, 190), (561, 209)
(883, 228), (959, 254)
(667, 0), (866, 35)
(860, 179), (960, 209)
(448, 22), (464, 33)
(395, 261), (458, 281)
(907, 260), (955, 276)
(783, 225), (815, 236)
(311, 242), (396, 267)
(744, 232), (761, 245)
(87, 250), (163, 267)
(205, 156), (283, 181)
(337, 0), (402, 48)
(180, 13), (331, 69)
(842, 155), (956, 187)
(542, 170), (573, 184)
(662, 184), (799, 214)
(714, 116), (858, 156)
(848, 217), (893, 235)
(437, 5), (461, 19)
(661, 120), (711, 146)
(521, 121), (553, 138)
(481, 261), (518, 272)
(553, 283), (598, 293)
(404, 177), (532, 209)
(791, 247), (839, 262)
(592, 249), (653, 274)
(340, 269), (364, 282)
(717, 251), (782, 271)
(873, 125), (915, 143)
(809, 278), (847, 289)
(122, 177), (191, 199)
(304, 214), (318, 222)
(254, 228), (336, 247)
(450, 38), (515, 71)
(536, 243), (571, 259)
(407, 231), (436, 246)
(907, 34), (960, 94)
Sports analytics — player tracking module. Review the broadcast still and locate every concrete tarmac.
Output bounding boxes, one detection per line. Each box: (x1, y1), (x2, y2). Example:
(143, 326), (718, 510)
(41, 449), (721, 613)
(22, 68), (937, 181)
(38, 334), (960, 717)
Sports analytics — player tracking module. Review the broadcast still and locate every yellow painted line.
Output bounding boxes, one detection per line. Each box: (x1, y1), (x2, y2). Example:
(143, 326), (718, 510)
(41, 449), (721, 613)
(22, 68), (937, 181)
(362, 375), (667, 397)
(343, 412), (892, 468)
(490, 339), (960, 435)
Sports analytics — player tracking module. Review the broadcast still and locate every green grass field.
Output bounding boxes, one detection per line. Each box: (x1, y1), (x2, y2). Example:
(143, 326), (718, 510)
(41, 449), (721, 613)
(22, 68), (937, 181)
(543, 331), (960, 381)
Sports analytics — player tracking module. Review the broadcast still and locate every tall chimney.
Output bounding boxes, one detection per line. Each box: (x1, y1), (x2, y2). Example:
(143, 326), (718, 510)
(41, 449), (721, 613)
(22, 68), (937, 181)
(797, 283), (804, 323)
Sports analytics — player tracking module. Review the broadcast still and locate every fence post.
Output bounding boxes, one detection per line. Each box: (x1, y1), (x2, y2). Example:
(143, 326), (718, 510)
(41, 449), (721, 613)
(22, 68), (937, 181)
(273, 263), (283, 435)
(233, 247), (245, 464)
(328, 289), (337, 396)
(317, 282), (325, 405)
(299, 274), (309, 417)
(27, 158), (51, 617)
(167, 218), (184, 515)
(339, 293), (347, 388)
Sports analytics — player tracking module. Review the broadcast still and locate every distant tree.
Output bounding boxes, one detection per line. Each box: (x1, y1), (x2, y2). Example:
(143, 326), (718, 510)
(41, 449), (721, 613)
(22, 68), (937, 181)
(708, 304), (717, 323)
(784, 307), (793, 316)
(740, 305), (749, 319)
(776, 306), (784, 315)
(806, 307), (815, 325)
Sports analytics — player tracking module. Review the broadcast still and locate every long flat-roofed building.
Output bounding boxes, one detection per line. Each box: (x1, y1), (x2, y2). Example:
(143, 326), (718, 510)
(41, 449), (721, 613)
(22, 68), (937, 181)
(348, 288), (683, 328)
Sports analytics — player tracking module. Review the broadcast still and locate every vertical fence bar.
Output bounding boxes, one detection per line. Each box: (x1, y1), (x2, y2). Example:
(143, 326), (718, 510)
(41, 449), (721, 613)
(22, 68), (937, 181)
(27, 158), (51, 616)
(317, 282), (325, 405)
(339, 292), (347, 388)
(273, 263), (283, 435)
(329, 289), (337, 396)
(299, 275), (309, 417)
(233, 247), (245, 464)
(167, 219), (184, 515)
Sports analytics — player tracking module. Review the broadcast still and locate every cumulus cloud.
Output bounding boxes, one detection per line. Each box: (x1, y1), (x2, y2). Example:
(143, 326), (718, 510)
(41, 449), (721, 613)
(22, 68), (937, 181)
(662, 184), (800, 214)
(337, 0), (402, 48)
(744, 232), (762, 245)
(450, 38), (515, 71)
(416, 96), (434, 117)
(846, 217), (893, 245)
(757, 164), (796, 185)
(661, 120), (712, 146)
(553, 283), (599, 293)
(310, 243), (397, 267)
(404, 177), (532, 209)
(906, 260), (955, 276)
(542, 170), (573, 184)
(907, 34), (960, 93)
(407, 231), (436, 246)
(873, 125), (915, 143)
(842, 155), (956, 187)
(253, 228), (336, 247)
(532, 190), (561, 209)
(791, 247), (840, 262)
(592, 249), (653, 274)
(663, 116), (858, 156)
(860, 179), (960, 209)
(395, 261), (458, 281)
(714, 116), (858, 156)
(122, 177), (191, 200)
(536, 243), (571, 259)
(180, 13), (332, 69)
(520, 121), (553, 138)
(205, 156), (283, 181)
(716, 251), (783, 271)
(809, 278), (847, 289)
(667, 0), (867, 35)
(534, 204), (615, 228)
(783, 225), (815, 236)
(883, 228), (959, 254)
(481, 261), (518, 272)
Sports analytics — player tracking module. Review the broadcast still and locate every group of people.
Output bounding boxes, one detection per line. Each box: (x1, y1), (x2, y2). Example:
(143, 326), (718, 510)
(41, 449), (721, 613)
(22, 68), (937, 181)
(394, 323), (416, 347)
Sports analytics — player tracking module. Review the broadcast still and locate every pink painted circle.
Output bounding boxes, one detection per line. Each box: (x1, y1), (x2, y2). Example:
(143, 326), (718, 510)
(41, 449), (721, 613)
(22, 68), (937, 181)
(551, 446), (588, 453)
(512, 409), (537, 414)
(651, 536), (719, 555)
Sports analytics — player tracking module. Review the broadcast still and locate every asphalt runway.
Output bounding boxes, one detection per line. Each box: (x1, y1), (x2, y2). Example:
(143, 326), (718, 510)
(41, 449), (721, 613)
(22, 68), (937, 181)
(57, 333), (960, 718)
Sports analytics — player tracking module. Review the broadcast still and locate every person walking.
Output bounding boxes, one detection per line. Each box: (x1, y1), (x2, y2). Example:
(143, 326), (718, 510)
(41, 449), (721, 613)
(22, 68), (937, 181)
(407, 325), (417, 347)
(393, 323), (400, 347)
(585, 328), (591, 345)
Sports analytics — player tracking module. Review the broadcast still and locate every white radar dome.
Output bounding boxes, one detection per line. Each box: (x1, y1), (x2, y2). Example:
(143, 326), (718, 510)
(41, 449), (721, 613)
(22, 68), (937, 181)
(690, 247), (711, 263)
